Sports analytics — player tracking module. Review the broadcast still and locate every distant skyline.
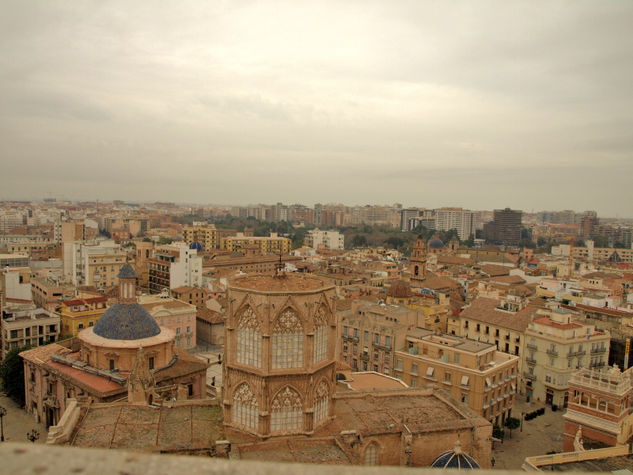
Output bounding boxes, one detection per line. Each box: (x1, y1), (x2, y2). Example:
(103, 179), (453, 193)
(2, 1), (633, 217)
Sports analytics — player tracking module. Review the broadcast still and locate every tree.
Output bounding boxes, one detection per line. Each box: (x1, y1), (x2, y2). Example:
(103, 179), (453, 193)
(384, 236), (405, 249)
(504, 417), (521, 438)
(157, 237), (173, 245)
(351, 234), (368, 247)
(492, 424), (505, 441)
(0, 345), (30, 406)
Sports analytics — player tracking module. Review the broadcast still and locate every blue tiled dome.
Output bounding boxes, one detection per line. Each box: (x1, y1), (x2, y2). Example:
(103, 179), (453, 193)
(431, 446), (480, 469)
(428, 238), (445, 249)
(189, 241), (203, 251)
(93, 303), (161, 340)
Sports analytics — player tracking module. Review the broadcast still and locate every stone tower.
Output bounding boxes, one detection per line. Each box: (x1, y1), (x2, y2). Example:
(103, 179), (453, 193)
(223, 273), (337, 438)
(409, 235), (427, 287)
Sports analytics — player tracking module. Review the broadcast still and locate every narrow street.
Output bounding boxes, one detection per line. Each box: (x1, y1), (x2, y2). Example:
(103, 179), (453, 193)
(0, 394), (47, 444)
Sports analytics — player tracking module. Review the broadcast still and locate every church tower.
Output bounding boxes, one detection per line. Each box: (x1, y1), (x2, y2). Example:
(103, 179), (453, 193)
(409, 235), (427, 287)
(223, 273), (337, 438)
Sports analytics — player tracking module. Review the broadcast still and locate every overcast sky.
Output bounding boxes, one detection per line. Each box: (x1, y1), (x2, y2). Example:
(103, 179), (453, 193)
(1, 1), (632, 216)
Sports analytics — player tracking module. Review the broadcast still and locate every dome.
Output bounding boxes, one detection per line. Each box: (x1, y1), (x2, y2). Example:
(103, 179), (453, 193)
(118, 263), (138, 279)
(431, 442), (480, 469)
(428, 238), (445, 249)
(189, 241), (203, 251)
(387, 280), (413, 298)
(93, 303), (161, 340)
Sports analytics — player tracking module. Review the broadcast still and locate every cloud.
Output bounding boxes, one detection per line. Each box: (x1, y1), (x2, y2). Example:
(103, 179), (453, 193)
(0, 1), (632, 216)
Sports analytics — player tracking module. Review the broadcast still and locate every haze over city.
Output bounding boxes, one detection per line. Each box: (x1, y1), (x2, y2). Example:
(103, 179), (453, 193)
(2, 0), (633, 215)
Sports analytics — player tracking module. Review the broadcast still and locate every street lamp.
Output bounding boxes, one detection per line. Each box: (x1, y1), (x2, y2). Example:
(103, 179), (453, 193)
(26, 429), (39, 443)
(0, 406), (6, 442)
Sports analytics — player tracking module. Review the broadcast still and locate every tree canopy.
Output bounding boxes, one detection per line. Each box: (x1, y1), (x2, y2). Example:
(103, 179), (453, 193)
(0, 346), (30, 406)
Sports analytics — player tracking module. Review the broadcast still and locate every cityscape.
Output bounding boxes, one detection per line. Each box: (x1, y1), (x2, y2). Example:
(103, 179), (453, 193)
(2, 1), (633, 473)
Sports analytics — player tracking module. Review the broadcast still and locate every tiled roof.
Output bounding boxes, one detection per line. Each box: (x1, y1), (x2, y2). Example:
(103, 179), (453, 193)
(459, 297), (539, 332)
(117, 263), (137, 279)
(93, 303), (161, 340)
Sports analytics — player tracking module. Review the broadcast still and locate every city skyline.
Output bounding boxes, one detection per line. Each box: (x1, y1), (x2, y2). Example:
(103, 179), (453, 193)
(2, 1), (633, 217)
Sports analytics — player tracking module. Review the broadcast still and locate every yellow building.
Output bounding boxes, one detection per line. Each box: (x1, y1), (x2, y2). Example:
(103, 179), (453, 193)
(83, 252), (127, 289)
(221, 232), (291, 254)
(394, 331), (519, 426)
(57, 296), (109, 337)
(182, 222), (218, 250)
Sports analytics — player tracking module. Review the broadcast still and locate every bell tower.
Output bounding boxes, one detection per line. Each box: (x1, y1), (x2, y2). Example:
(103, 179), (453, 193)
(410, 235), (427, 288)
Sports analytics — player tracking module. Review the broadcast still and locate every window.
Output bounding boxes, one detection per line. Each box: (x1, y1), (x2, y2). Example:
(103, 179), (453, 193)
(454, 353), (460, 364)
(385, 336), (391, 348)
(461, 393), (468, 404)
(271, 387), (303, 432)
(476, 323), (480, 332)
(411, 363), (418, 375)
(343, 326), (349, 337)
(237, 307), (262, 368)
(109, 359), (115, 371)
(460, 375), (470, 388)
(396, 359), (403, 371)
(149, 357), (154, 370)
(444, 372), (452, 384)
(233, 383), (259, 431)
(364, 442), (379, 465)
(314, 380), (329, 426)
(78, 323), (84, 330)
(411, 378), (417, 387)
(374, 333), (379, 344)
(364, 331), (369, 341)
(425, 367), (435, 378)
(313, 306), (328, 363)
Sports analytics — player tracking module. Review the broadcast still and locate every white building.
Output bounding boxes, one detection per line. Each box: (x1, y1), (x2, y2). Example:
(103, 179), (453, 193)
(305, 229), (345, 250)
(434, 208), (474, 241)
(148, 242), (202, 293)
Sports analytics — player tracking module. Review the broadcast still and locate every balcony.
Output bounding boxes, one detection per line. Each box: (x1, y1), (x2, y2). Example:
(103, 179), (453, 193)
(526, 356), (536, 365)
(374, 342), (392, 351)
(527, 342), (537, 351)
(591, 347), (606, 355)
(360, 353), (369, 361)
(523, 372), (536, 381)
(546, 348), (558, 357)
(342, 334), (359, 343)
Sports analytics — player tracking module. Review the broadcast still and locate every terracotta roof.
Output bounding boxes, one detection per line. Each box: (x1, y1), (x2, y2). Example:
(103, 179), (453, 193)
(488, 275), (526, 285)
(533, 316), (582, 329)
(571, 303), (633, 318)
(196, 307), (224, 323)
(459, 297), (540, 332)
(47, 360), (125, 395)
(171, 285), (197, 294)
(480, 264), (512, 277)
(153, 348), (208, 382)
(63, 296), (107, 306)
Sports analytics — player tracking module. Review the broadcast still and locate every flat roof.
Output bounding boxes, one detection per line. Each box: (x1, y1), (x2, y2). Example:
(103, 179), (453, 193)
(72, 403), (223, 451)
(344, 372), (408, 391)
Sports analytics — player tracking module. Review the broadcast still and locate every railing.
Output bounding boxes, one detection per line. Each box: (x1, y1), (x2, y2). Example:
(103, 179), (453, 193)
(523, 372), (536, 381)
(546, 348), (558, 357)
(526, 356), (536, 365)
(590, 347), (606, 355)
(526, 343), (537, 350)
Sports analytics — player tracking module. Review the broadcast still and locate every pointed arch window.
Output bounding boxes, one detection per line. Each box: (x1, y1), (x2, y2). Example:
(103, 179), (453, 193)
(237, 307), (261, 367)
(272, 308), (303, 369)
(313, 306), (328, 363)
(232, 383), (259, 431)
(364, 442), (379, 465)
(314, 379), (329, 425)
(271, 386), (303, 432)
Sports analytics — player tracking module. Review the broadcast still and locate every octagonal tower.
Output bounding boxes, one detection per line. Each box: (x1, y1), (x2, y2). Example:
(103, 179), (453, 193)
(223, 273), (337, 438)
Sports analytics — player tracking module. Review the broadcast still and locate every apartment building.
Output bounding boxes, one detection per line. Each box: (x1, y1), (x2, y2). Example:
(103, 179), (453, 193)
(524, 304), (611, 407)
(138, 294), (197, 349)
(434, 208), (474, 241)
(338, 300), (423, 374)
(1, 306), (60, 358)
(220, 232), (291, 254)
(305, 229), (345, 250)
(148, 243), (202, 293)
(57, 296), (109, 337)
(394, 332), (519, 425)
(449, 296), (542, 391)
(171, 285), (208, 310)
(182, 222), (218, 250)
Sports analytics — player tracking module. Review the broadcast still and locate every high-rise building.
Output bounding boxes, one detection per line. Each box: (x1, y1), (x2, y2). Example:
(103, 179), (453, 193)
(483, 208), (522, 245)
(434, 208), (474, 241)
(182, 222), (218, 250)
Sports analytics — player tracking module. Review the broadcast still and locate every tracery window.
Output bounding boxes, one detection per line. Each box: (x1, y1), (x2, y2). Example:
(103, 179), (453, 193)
(313, 380), (329, 425)
(270, 386), (303, 432)
(313, 306), (328, 363)
(364, 442), (379, 465)
(232, 383), (259, 431)
(237, 307), (262, 367)
(272, 308), (303, 369)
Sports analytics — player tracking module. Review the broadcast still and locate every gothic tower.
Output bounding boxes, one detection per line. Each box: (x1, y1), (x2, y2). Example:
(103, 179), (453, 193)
(223, 274), (337, 438)
(409, 235), (427, 287)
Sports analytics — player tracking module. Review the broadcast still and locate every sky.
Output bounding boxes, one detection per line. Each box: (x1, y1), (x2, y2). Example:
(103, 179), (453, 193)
(1, 1), (632, 216)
